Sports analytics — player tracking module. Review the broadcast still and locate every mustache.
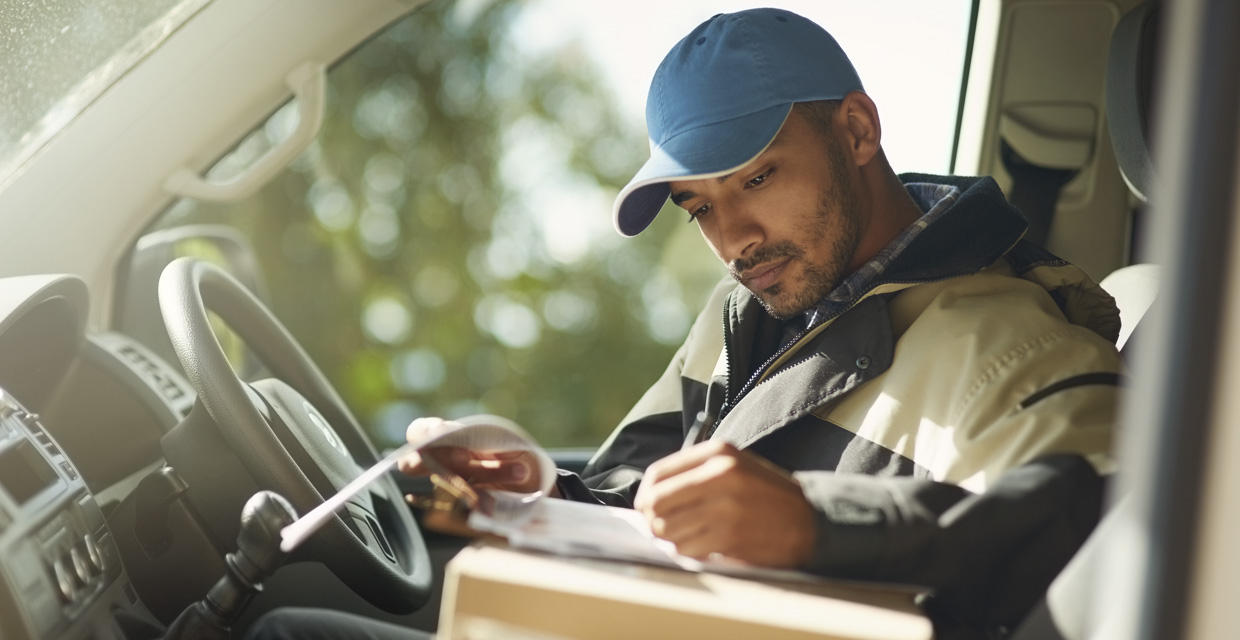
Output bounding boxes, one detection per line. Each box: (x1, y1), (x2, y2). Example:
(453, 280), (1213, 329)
(728, 242), (804, 280)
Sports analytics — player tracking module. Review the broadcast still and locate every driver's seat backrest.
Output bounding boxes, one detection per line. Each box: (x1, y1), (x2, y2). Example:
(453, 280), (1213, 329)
(1010, 4), (1164, 638)
(1100, 0), (1163, 358)
(1106, 0), (1162, 203)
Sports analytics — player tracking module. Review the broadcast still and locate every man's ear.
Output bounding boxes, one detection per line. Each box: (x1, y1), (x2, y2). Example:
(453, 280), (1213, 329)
(839, 91), (881, 167)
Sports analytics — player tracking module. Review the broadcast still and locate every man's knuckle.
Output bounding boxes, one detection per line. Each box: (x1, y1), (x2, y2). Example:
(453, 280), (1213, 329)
(645, 462), (667, 482)
(645, 490), (668, 514)
(710, 455), (740, 475)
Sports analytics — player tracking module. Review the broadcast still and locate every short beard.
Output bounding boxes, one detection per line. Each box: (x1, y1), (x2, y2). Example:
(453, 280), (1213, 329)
(732, 140), (861, 319)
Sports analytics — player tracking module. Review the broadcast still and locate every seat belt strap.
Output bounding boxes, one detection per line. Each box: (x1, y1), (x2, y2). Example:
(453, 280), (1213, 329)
(1000, 139), (1080, 248)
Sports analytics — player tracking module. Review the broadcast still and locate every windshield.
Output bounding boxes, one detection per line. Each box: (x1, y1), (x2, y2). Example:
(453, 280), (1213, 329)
(0, 0), (209, 187)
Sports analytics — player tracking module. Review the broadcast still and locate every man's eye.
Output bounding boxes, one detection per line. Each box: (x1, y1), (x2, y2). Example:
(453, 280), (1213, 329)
(687, 203), (710, 222)
(747, 168), (774, 188)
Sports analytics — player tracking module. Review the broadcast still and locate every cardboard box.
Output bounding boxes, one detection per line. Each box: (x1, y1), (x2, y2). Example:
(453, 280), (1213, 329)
(439, 543), (933, 640)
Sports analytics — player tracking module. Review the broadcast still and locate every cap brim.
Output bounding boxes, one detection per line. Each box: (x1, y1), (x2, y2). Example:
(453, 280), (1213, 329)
(613, 103), (792, 237)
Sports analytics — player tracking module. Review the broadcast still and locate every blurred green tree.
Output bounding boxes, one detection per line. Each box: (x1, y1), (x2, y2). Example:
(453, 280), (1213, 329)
(150, 0), (723, 448)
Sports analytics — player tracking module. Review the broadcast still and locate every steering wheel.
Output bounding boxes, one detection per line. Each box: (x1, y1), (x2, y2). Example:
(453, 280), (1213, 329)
(158, 257), (431, 613)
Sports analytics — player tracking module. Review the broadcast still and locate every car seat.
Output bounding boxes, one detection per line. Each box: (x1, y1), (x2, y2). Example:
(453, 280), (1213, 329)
(1098, 0), (1163, 356)
(1010, 3), (1163, 638)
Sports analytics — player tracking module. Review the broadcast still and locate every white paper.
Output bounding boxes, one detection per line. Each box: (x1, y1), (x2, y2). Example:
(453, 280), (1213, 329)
(277, 414), (886, 587)
(503, 499), (839, 584)
(279, 442), (415, 552)
(279, 414), (554, 552)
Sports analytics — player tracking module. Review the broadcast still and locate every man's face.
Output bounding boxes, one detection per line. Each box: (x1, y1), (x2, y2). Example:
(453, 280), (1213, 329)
(668, 109), (863, 319)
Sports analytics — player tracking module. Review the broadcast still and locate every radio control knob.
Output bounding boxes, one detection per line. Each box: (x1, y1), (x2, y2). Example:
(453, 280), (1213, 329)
(83, 534), (104, 574)
(52, 559), (74, 603)
(70, 546), (92, 585)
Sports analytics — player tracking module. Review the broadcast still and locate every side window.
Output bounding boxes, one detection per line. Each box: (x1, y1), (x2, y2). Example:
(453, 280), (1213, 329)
(124, 2), (722, 449)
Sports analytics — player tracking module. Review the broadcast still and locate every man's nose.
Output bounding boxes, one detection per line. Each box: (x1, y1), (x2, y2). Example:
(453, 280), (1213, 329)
(715, 205), (764, 261)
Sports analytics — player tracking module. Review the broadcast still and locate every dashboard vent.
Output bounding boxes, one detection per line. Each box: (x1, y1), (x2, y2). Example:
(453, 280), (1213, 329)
(25, 417), (62, 458)
(116, 345), (189, 404)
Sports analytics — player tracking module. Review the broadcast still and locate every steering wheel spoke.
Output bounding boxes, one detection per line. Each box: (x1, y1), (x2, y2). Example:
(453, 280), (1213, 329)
(344, 501), (399, 565)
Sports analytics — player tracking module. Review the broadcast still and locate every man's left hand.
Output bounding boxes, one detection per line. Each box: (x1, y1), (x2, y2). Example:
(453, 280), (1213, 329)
(633, 440), (816, 567)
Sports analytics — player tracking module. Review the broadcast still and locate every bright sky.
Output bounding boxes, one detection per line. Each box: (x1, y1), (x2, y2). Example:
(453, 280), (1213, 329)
(507, 0), (975, 174)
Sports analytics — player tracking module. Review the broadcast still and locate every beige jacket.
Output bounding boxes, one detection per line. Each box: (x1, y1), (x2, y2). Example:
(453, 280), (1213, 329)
(560, 174), (1122, 628)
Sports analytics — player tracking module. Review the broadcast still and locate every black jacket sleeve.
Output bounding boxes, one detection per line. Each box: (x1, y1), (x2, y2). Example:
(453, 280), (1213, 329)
(795, 453), (1106, 629)
(558, 452), (1104, 631)
(556, 409), (686, 507)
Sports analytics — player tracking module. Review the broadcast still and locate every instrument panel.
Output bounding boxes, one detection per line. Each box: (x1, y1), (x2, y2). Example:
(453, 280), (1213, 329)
(0, 274), (165, 640)
(0, 388), (127, 639)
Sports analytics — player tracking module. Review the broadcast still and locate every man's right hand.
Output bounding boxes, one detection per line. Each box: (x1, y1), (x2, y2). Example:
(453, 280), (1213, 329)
(396, 417), (556, 496)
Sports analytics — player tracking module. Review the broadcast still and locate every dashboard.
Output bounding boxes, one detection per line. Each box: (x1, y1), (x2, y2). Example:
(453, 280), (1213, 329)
(0, 275), (202, 640)
(0, 389), (148, 640)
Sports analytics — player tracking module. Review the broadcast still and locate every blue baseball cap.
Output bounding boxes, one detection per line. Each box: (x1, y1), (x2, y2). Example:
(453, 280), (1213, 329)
(613, 8), (864, 237)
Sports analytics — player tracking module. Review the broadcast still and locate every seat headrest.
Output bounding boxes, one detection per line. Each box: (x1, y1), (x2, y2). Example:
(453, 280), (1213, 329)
(1106, 2), (1162, 202)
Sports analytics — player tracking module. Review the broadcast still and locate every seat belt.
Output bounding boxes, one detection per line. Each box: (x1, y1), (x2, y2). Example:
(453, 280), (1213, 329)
(1000, 139), (1080, 248)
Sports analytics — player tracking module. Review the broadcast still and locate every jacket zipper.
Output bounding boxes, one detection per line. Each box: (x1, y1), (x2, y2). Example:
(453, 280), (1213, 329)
(716, 303), (848, 429)
(719, 296), (735, 424)
(712, 274), (960, 435)
(710, 213), (1029, 431)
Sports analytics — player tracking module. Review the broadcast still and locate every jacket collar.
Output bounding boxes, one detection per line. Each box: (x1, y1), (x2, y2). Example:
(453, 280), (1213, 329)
(882, 173), (1029, 283)
(721, 174), (1029, 393)
(728, 173), (1033, 325)
(711, 173), (1118, 447)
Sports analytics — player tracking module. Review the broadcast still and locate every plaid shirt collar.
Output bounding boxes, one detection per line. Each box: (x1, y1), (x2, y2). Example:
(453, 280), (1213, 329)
(803, 182), (962, 329)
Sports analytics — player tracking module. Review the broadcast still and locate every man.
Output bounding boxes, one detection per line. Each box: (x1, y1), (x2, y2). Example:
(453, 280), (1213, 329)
(250, 8), (1121, 638)
(412, 6), (1120, 626)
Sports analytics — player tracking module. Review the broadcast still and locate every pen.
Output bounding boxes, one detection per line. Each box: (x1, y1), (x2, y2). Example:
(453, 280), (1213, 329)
(682, 411), (714, 451)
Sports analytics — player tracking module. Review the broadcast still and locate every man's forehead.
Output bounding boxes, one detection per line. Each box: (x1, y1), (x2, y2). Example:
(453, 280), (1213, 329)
(669, 172), (735, 192)
(667, 121), (794, 195)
